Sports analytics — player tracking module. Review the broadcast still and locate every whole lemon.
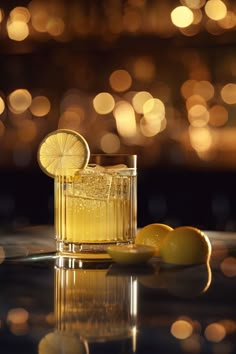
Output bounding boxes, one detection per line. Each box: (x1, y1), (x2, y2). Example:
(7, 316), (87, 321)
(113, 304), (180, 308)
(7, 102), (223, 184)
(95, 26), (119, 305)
(135, 223), (173, 256)
(160, 226), (212, 265)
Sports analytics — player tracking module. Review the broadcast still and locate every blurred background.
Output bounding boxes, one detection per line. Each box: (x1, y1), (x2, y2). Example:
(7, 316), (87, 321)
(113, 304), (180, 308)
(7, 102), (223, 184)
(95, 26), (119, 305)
(1, 0), (236, 232)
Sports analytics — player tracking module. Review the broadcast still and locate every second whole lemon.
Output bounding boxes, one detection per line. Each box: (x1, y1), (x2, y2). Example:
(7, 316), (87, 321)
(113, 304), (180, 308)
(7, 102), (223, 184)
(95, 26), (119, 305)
(160, 226), (212, 265)
(135, 223), (173, 256)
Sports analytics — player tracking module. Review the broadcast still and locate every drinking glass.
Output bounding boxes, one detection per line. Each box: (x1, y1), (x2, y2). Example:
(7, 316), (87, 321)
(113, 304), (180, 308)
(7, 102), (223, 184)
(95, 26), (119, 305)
(55, 154), (137, 257)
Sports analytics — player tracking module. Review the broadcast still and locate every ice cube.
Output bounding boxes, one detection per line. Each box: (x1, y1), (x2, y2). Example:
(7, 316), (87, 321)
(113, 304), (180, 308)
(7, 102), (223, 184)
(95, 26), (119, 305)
(87, 163), (106, 172)
(105, 164), (135, 176)
(105, 164), (128, 170)
(72, 168), (112, 200)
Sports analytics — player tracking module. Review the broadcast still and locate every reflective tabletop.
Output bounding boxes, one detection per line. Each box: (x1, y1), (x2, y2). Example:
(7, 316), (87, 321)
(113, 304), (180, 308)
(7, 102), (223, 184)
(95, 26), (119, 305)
(0, 226), (236, 354)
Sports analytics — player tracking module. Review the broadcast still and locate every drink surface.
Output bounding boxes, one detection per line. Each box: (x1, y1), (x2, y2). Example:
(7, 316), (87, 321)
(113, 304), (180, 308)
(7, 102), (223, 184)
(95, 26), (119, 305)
(55, 165), (136, 245)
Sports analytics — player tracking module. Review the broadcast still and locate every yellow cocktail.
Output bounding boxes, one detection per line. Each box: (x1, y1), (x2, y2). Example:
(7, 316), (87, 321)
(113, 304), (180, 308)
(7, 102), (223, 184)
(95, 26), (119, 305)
(55, 155), (137, 255)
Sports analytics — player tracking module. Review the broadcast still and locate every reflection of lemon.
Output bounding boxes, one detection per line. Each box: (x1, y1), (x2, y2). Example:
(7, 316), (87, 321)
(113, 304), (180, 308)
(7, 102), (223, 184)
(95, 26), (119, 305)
(139, 263), (212, 298)
(138, 263), (212, 298)
(37, 129), (90, 178)
(38, 331), (88, 354)
(160, 226), (212, 265)
(138, 264), (164, 289)
(135, 223), (173, 256)
(160, 263), (212, 298)
(107, 244), (155, 265)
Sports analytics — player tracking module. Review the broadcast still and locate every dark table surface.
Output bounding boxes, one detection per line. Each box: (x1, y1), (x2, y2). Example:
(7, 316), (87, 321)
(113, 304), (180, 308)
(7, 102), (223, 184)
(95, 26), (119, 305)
(0, 225), (236, 354)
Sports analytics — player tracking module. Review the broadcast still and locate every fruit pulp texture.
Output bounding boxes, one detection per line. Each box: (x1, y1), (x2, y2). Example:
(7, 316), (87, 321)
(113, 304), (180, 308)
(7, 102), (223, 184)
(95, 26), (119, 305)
(55, 168), (137, 243)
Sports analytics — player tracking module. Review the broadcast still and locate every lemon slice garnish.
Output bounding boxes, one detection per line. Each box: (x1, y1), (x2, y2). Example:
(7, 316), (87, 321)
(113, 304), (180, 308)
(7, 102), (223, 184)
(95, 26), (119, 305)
(37, 129), (90, 178)
(107, 244), (155, 265)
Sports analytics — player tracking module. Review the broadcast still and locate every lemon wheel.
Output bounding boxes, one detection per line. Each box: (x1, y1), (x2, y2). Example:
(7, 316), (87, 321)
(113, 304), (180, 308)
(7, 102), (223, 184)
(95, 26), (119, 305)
(37, 129), (90, 178)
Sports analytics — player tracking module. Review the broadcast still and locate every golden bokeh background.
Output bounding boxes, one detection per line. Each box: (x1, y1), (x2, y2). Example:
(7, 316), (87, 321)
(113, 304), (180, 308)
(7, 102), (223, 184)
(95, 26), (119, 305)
(1, 0), (236, 229)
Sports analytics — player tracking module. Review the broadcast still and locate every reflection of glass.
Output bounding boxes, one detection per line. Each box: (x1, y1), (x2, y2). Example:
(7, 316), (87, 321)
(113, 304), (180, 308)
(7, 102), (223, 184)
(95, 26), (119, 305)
(54, 256), (137, 347)
(55, 154), (137, 256)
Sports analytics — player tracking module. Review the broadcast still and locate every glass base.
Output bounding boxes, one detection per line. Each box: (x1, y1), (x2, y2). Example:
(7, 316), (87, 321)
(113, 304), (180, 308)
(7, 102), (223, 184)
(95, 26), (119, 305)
(56, 240), (133, 259)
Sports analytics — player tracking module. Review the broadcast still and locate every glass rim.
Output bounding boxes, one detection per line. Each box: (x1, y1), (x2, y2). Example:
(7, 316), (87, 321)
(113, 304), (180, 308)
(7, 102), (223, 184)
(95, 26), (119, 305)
(53, 154), (137, 174)
(90, 153), (137, 157)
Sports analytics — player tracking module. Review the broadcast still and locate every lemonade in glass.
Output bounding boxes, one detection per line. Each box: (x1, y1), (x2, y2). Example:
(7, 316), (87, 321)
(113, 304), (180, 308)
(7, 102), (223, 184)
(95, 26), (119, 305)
(55, 154), (137, 254)
(37, 129), (137, 256)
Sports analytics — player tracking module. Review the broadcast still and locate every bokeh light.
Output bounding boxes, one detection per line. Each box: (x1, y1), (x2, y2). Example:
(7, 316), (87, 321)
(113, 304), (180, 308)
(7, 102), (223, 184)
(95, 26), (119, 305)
(209, 105), (228, 127)
(220, 83), (236, 104)
(220, 256), (236, 277)
(113, 100), (137, 137)
(7, 307), (29, 335)
(193, 80), (215, 101)
(8, 89), (32, 113)
(218, 11), (236, 29)
(186, 94), (207, 111)
(204, 0), (227, 21)
(188, 104), (209, 127)
(30, 8), (49, 33)
(7, 307), (29, 325)
(100, 132), (120, 153)
(93, 92), (115, 115)
(109, 69), (132, 92)
(143, 98), (165, 120)
(181, 80), (198, 99)
(9, 7), (31, 22)
(219, 320), (236, 335)
(192, 9), (203, 24)
(204, 322), (226, 342)
(171, 319), (193, 339)
(132, 91), (153, 114)
(140, 116), (166, 137)
(30, 96), (51, 117)
(171, 6), (194, 28)
(7, 20), (29, 41)
(46, 17), (65, 36)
